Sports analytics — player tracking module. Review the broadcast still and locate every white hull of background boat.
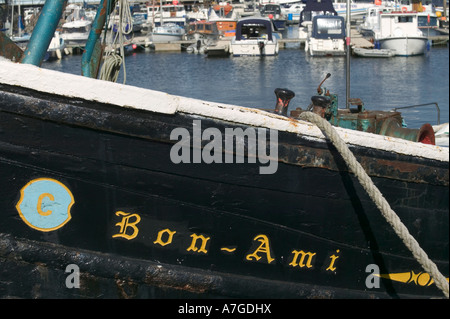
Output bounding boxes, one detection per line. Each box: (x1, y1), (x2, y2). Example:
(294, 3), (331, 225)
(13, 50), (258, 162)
(149, 33), (183, 42)
(378, 36), (428, 56)
(230, 40), (279, 56)
(306, 38), (346, 56)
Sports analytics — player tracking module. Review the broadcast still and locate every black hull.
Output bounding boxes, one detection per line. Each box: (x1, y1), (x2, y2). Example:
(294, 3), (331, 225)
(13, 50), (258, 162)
(0, 83), (448, 298)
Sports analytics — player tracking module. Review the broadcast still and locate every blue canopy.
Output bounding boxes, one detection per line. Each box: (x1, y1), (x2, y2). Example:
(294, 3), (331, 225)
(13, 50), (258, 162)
(235, 18), (274, 41)
(299, 0), (338, 25)
(311, 15), (346, 39)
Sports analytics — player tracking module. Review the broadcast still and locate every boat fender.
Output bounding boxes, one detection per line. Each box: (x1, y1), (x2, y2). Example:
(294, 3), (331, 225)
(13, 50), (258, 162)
(274, 88), (295, 116)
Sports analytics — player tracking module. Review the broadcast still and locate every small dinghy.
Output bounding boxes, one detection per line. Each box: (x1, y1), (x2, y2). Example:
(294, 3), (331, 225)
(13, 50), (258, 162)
(353, 47), (395, 58)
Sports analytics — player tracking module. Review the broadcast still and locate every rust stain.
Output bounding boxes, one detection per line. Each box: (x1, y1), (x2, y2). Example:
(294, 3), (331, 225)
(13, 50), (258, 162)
(376, 159), (421, 173)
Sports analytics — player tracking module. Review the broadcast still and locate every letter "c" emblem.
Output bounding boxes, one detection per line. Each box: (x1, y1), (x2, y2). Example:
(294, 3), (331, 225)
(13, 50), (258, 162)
(16, 178), (75, 232)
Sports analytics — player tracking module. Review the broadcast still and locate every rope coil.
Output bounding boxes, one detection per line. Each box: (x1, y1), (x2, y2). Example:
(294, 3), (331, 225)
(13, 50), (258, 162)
(299, 111), (449, 298)
(99, 0), (133, 83)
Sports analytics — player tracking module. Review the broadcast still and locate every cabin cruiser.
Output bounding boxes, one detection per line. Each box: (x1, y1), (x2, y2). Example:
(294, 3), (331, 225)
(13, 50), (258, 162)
(373, 11), (428, 56)
(305, 15), (346, 56)
(230, 17), (280, 56)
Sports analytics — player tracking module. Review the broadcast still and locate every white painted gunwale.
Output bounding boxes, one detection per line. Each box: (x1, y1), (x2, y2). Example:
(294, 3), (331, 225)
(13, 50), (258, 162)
(0, 59), (448, 163)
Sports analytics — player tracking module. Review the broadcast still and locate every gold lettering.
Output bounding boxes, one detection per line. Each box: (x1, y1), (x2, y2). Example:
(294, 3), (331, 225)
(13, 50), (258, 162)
(37, 193), (54, 216)
(112, 211), (141, 240)
(326, 249), (340, 272)
(187, 233), (210, 254)
(245, 234), (275, 264)
(289, 250), (316, 268)
(154, 228), (177, 246)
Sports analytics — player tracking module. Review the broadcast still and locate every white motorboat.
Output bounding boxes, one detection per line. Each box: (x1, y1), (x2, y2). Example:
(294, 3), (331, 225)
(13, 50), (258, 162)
(260, 3), (287, 31)
(153, 2), (187, 27)
(61, 19), (91, 47)
(185, 21), (220, 54)
(45, 31), (65, 61)
(358, 5), (394, 37)
(305, 15), (346, 56)
(359, 1), (440, 37)
(230, 17), (280, 56)
(332, 0), (374, 20)
(281, 2), (306, 25)
(373, 11), (428, 56)
(60, 5), (92, 47)
(298, 0), (338, 41)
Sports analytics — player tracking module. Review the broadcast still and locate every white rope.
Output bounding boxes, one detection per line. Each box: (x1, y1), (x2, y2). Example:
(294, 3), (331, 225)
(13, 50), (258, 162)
(99, 0), (133, 83)
(98, 53), (123, 82)
(299, 111), (449, 298)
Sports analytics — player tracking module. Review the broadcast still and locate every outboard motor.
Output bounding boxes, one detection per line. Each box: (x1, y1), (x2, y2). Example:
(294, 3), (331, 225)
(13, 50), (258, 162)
(274, 88), (295, 116)
(258, 41), (265, 55)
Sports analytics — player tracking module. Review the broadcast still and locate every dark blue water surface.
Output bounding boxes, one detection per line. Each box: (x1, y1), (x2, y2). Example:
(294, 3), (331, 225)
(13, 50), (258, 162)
(42, 30), (449, 129)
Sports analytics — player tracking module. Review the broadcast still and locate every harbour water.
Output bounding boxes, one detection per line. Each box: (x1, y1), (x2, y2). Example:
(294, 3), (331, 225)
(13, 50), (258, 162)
(42, 30), (449, 129)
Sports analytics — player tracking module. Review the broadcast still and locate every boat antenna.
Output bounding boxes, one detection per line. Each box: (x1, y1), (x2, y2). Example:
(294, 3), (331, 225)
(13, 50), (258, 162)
(345, 0), (351, 109)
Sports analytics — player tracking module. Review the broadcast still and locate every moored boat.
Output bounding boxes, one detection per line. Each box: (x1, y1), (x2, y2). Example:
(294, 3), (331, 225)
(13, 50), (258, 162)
(305, 15), (346, 56)
(373, 10), (428, 56)
(282, 2), (305, 24)
(45, 31), (65, 61)
(332, 0), (374, 19)
(231, 17), (280, 56)
(185, 20), (220, 41)
(353, 47), (395, 57)
(148, 23), (185, 43)
(298, 0), (338, 41)
(185, 20), (221, 54)
(260, 3), (287, 31)
(0, 0), (448, 299)
(60, 5), (92, 47)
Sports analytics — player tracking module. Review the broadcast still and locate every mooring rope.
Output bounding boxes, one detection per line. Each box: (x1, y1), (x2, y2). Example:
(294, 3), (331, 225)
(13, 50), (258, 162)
(299, 111), (449, 298)
(99, 0), (133, 83)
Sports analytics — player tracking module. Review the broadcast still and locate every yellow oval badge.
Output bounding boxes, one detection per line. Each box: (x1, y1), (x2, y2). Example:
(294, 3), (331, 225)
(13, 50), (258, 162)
(16, 178), (75, 232)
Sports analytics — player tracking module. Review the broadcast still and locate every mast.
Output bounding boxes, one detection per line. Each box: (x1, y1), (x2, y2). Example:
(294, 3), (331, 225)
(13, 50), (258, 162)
(10, 0), (14, 37)
(18, 0), (21, 37)
(345, 0), (350, 109)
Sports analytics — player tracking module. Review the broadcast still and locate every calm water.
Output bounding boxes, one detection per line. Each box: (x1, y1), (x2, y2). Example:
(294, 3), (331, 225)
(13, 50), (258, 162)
(42, 29), (449, 129)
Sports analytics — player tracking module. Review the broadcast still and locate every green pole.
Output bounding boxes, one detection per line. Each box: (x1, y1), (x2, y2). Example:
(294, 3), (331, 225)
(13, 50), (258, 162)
(21, 0), (68, 66)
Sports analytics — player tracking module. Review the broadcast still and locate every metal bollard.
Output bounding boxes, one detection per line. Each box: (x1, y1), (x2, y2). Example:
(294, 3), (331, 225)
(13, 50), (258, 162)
(274, 88), (295, 116)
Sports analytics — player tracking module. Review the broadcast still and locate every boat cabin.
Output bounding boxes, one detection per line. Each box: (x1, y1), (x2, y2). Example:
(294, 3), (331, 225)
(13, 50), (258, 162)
(235, 18), (275, 41)
(186, 21), (220, 38)
(311, 15), (345, 39)
(378, 11), (421, 38)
